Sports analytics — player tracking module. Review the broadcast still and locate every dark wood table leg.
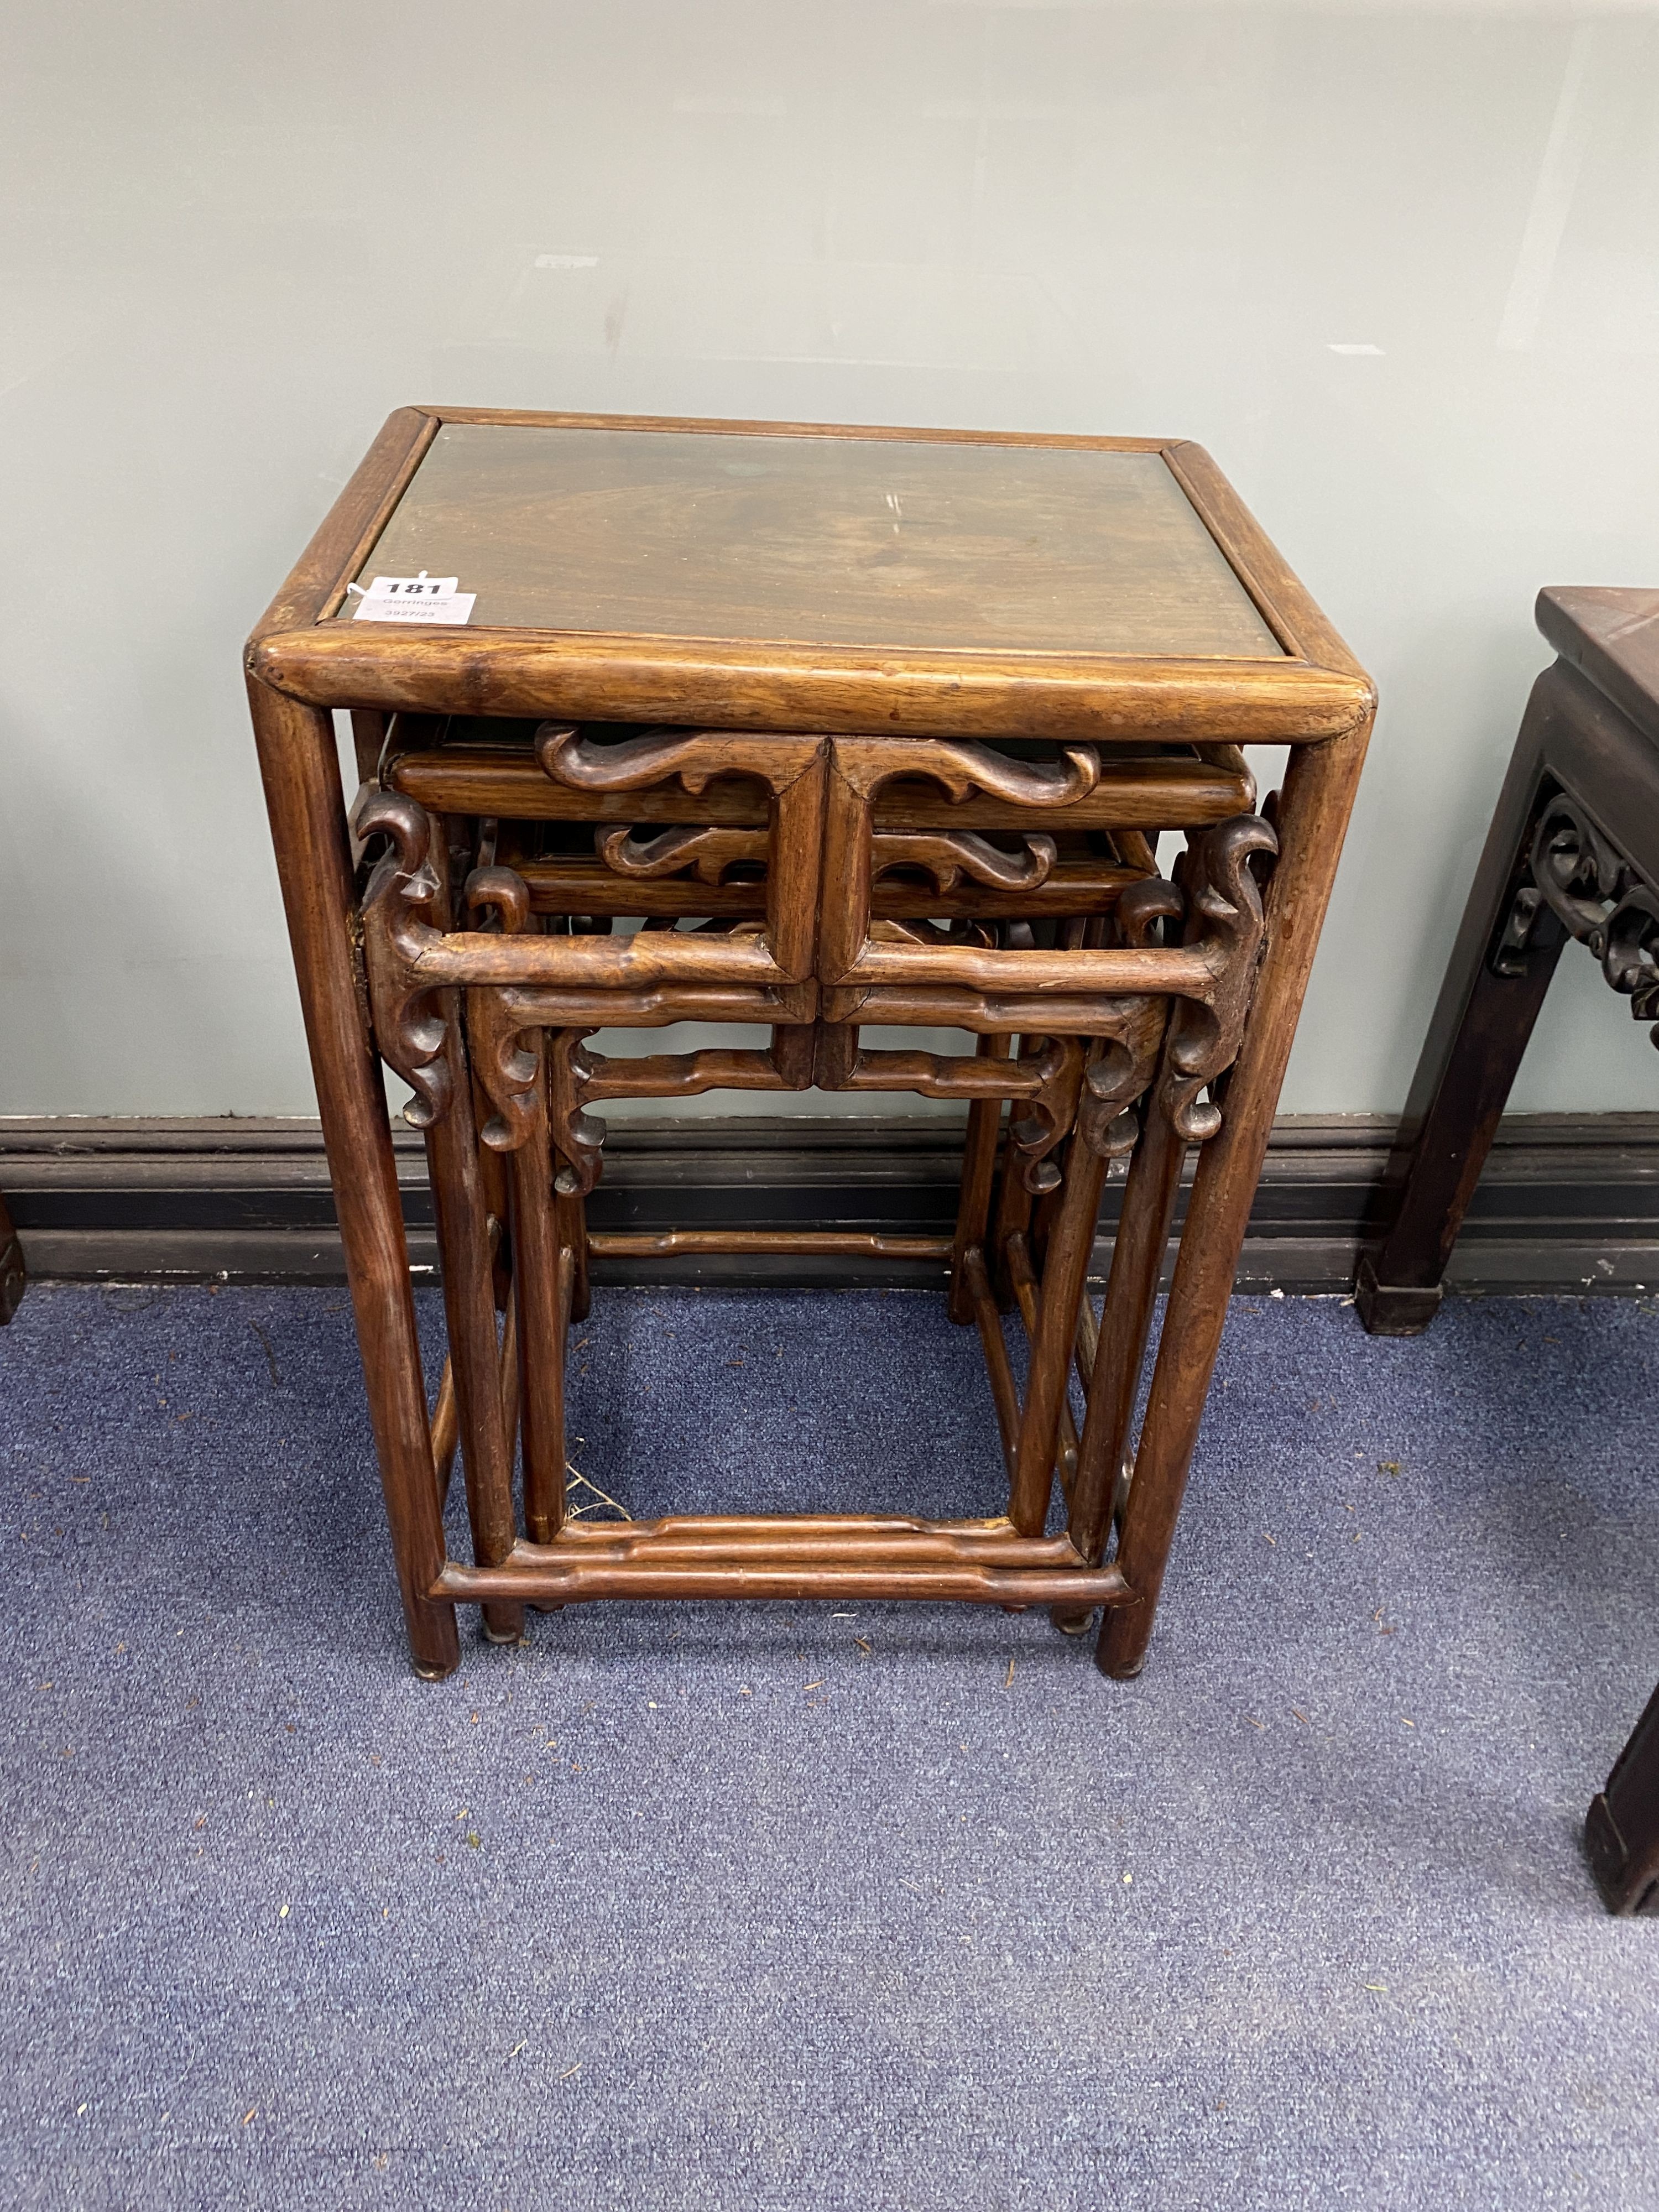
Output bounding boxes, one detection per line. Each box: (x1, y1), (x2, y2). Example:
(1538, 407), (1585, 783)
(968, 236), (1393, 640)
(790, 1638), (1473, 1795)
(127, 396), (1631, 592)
(0, 1192), (24, 1324)
(1356, 683), (1566, 1335)
(502, 1065), (567, 1555)
(1008, 1126), (1109, 1537)
(1049, 1083), (1186, 1637)
(1099, 721), (1372, 1679)
(989, 1054), (1036, 1309)
(1066, 1082), (1186, 1569)
(1585, 1681), (1659, 1916)
(247, 677), (460, 1679)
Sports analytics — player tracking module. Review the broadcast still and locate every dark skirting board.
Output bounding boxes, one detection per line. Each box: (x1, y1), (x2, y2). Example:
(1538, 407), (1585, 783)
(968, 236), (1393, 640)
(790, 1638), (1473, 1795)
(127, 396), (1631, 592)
(4, 1112), (1659, 1297)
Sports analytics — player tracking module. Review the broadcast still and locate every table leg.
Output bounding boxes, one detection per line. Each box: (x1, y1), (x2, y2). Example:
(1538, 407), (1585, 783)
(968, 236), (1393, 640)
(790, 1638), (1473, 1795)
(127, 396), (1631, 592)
(509, 1079), (567, 1550)
(1099, 720), (1373, 1679)
(990, 1042), (1035, 1308)
(0, 1192), (24, 1324)
(1009, 1130), (1108, 1537)
(1585, 1680), (1659, 1916)
(247, 679), (459, 1678)
(424, 1022), (523, 1646)
(1357, 685), (1565, 1335)
(558, 1185), (592, 1325)
(1066, 1084), (1186, 1571)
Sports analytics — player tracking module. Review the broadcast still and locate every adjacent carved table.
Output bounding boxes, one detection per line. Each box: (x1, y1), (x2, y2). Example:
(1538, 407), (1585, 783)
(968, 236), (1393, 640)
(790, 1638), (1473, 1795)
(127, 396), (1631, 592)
(246, 409), (1374, 1681)
(1355, 585), (1659, 1913)
(1358, 587), (1659, 1334)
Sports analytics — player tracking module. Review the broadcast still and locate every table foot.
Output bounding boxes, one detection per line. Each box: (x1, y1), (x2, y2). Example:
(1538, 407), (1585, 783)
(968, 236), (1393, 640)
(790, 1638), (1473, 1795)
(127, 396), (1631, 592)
(1353, 1256), (1443, 1337)
(1050, 1605), (1095, 1636)
(1584, 1683), (1659, 1915)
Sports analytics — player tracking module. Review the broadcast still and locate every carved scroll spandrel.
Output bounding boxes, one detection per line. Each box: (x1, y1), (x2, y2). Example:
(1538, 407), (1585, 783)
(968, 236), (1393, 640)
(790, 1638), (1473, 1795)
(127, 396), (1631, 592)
(354, 790), (452, 1130)
(870, 831), (1056, 893)
(538, 722), (823, 799)
(1159, 813), (1279, 1143)
(834, 737), (1101, 808)
(1604, 885), (1659, 1034)
(1074, 877), (1186, 1160)
(1517, 792), (1659, 1043)
(462, 867), (546, 1157)
(547, 1028), (607, 1195)
(1531, 795), (1629, 950)
(597, 824), (769, 884)
(1006, 1038), (1088, 1194)
(1491, 883), (1555, 979)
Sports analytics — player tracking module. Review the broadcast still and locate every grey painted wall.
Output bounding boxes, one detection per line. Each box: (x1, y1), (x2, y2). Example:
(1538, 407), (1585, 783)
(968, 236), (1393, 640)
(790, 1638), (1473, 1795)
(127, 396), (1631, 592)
(4, 1), (1658, 1119)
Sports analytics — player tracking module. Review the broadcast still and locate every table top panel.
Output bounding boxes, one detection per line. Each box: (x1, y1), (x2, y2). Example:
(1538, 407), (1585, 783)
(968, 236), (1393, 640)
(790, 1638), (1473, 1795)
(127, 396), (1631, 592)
(338, 424), (1284, 660)
(1538, 586), (1659, 752)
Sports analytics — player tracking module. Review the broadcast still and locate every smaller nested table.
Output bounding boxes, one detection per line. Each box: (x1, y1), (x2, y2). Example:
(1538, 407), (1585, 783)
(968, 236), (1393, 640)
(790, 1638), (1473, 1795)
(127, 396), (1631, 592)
(246, 410), (1374, 1680)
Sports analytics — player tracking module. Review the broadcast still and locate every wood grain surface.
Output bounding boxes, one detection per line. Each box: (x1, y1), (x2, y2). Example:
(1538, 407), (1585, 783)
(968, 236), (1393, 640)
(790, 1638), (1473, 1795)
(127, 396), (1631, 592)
(338, 423), (1282, 659)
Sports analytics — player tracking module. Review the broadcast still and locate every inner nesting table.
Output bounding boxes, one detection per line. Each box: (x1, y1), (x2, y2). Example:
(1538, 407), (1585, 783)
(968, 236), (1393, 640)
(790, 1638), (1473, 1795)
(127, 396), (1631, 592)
(244, 409), (1374, 1681)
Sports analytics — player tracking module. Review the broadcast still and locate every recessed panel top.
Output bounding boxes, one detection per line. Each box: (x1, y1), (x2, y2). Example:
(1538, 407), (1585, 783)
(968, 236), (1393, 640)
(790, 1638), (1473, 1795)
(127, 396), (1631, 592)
(340, 424), (1283, 660)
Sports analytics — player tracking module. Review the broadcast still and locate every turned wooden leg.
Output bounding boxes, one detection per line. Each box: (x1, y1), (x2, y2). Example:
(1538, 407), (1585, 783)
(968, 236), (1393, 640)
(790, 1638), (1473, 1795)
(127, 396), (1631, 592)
(1357, 683), (1566, 1335)
(1585, 1681), (1659, 1916)
(1099, 722), (1372, 1679)
(247, 679), (459, 1678)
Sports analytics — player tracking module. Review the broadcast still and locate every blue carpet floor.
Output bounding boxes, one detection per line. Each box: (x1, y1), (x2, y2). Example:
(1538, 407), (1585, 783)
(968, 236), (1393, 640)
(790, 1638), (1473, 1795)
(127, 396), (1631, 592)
(1, 1284), (1656, 2210)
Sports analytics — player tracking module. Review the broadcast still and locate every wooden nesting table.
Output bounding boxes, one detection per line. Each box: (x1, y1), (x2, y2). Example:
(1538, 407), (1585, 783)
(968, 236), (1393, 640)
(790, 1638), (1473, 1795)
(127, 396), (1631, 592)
(245, 409), (1374, 1680)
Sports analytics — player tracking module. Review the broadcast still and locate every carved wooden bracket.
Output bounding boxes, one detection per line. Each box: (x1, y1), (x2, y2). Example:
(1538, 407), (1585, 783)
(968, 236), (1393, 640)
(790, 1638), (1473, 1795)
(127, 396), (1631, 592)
(465, 988), (545, 1156)
(1491, 789), (1659, 1041)
(1075, 878), (1186, 1158)
(819, 742), (1098, 984)
(596, 824), (769, 884)
(538, 723), (822, 797)
(833, 737), (1100, 807)
(547, 1027), (607, 1194)
(462, 867), (544, 1156)
(1006, 1037), (1089, 1193)
(464, 864), (531, 937)
(354, 790), (452, 1130)
(1531, 793), (1629, 950)
(1077, 1007), (1170, 1161)
(1603, 883), (1659, 1025)
(870, 830), (1056, 893)
(1490, 882), (1556, 978)
(540, 724), (826, 984)
(1159, 813), (1280, 1142)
